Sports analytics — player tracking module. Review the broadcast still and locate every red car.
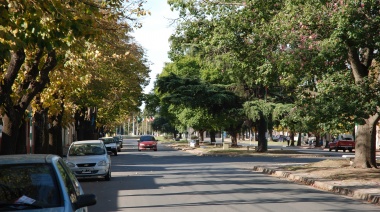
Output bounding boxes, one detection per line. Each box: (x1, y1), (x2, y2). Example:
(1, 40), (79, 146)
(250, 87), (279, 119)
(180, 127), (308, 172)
(328, 139), (355, 152)
(138, 135), (158, 151)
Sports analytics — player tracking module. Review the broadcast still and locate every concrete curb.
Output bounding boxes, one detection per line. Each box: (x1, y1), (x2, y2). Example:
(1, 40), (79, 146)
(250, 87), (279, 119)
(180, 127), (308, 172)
(252, 166), (380, 206)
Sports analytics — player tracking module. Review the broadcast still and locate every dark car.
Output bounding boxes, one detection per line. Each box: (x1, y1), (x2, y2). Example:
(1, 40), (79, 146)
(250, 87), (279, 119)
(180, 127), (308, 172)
(114, 135), (123, 148)
(138, 135), (158, 151)
(99, 137), (118, 156)
(0, 154), (96, 211)
(113, 136), (122, 152)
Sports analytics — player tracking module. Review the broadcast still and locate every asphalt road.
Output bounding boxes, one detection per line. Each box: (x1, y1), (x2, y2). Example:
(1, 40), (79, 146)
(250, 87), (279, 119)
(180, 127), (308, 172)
(80, 139), (379, 212)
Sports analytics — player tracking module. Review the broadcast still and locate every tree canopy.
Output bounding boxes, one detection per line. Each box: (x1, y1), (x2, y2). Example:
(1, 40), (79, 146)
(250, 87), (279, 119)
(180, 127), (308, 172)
(0, 0), (150, 154)
(149, 0), (380, 166)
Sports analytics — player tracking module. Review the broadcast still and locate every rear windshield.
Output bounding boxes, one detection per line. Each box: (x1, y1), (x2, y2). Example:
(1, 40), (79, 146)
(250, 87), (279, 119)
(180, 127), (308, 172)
(99, 138), (115, 144)
(0, 163), (62, 208)
(140, 136), (155, 141)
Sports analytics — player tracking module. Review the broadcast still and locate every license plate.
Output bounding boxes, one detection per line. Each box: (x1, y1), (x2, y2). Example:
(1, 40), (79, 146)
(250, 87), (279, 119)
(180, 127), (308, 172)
(81, 169), (92, 174)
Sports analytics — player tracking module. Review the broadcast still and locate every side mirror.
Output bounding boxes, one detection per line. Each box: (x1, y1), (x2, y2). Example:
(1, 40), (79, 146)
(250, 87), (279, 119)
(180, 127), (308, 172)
(73, 194), (97, 210)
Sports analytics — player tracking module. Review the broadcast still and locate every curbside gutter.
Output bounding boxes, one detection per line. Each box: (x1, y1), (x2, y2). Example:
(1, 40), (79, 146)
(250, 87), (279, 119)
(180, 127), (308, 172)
(252, 166), (380, 206)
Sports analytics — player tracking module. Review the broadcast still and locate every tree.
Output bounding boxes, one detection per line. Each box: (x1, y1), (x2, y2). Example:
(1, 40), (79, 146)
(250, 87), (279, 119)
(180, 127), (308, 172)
(168, 0), (299, 151)
(0, 0), (149, 154)
(269, 1), (380, 168)
(155, 72), (243, 145)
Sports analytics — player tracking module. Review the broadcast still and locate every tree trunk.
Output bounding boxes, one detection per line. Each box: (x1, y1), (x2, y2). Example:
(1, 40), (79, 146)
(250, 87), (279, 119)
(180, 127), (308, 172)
(353, 114), (379, 168)
(1, 112), (22, 154)
(297, 133), (302, 146)
(210, 130), (216, 143)
(48, 121), (62, 156)
(315, 134), (321, 147)
(17, 119), (27, 154)
(75, 107), (98, 141)
(198, 129), (204, 142)
(0, 48), (57, 155)
(257, 115), (268, 152)
(48, 94), (64, 156)
(33, 107), (50, 154)
(230, 131), (238, 146)
(289, 131), (295, 146)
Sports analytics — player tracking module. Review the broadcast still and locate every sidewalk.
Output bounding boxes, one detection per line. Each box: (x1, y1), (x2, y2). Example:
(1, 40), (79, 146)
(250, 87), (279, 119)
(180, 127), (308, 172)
(171, 142), (380, 207)
(252, 164), (380, 206)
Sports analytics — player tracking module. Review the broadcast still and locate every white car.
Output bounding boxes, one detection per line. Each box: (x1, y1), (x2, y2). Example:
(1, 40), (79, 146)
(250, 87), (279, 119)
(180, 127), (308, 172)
(66, 140), (112, 181)
(0, 154), (96, 211)
(99, 137), (118, 156)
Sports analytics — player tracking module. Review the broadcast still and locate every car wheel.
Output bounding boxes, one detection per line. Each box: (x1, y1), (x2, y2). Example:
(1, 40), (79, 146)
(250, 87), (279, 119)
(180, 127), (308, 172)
(329, 148), (331, 152)
(118, 147), (121, 152)
(343, 149), (346, 152)
(349, 148), (353, 152)
(154, 148), (157, 151)
(113, 150), (118, 156)
(335, 147), (338, 152)
(105, 170), (111, 181)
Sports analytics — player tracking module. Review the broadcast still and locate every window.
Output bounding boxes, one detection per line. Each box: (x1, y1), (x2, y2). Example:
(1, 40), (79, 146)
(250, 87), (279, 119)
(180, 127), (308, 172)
(56, 160), (81, 204)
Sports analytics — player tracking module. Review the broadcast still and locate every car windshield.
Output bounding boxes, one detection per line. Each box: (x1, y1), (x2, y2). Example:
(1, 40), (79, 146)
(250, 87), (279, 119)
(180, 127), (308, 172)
(140, 136), (155, 141)
(69, 143), (105, 156)
(0, 163), (62, 208)
(100, 138), (115, 144)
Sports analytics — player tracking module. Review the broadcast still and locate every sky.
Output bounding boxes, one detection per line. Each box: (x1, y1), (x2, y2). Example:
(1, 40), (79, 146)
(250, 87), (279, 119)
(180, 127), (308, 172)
(132, 0), (179, 94)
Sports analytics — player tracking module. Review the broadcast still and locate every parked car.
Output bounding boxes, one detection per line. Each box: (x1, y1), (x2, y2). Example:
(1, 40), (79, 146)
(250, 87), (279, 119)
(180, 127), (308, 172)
(114, 135), (123, 148)
(272, 135), (289, 142)
(113, 136), (122, 152)
(66, 140), (112, 181)
(138, 135), (158, 151)
(99, 137), (118, 156)
(0, 154), (96, 211)
(328, 139), (355, 152)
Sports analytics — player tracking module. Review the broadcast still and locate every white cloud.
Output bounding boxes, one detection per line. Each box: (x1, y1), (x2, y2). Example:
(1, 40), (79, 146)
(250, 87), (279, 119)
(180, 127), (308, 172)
(132, 0), (178, 94)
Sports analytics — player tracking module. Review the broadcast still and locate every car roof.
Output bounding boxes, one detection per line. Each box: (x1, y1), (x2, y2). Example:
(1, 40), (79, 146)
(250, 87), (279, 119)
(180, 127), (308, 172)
(73, 140), (103, 144)
(0, 154), (59, 165)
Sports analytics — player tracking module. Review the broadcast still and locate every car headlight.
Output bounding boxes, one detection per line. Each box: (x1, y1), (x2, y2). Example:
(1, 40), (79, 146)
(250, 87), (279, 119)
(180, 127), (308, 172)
(98, 160), (107, 166)
(66, 162), (76, 167)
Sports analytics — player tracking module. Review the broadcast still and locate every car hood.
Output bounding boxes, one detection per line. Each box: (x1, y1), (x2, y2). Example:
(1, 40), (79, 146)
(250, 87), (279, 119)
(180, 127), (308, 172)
(66, 155), (109, 163)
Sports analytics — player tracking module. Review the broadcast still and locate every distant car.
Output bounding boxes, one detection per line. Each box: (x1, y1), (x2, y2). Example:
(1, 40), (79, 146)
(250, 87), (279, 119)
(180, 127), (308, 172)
(113, 136), (122, 152)
(328, 139), (355, 152)
(0, 154), (96, 211)
(272, 135), (289, 142)
(138, 135), (158, 151)
(114, 135), (123, 148)
(66, 140), (112, 181)
(99, 137), (118, 156)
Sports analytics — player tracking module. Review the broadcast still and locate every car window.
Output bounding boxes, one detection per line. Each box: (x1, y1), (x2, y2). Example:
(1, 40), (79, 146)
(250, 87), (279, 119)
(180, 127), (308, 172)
(100, 138), (115, 144)
(0, 163), (62, 208)
(140, 136), (155, 141)
(56, 160), (81, 204)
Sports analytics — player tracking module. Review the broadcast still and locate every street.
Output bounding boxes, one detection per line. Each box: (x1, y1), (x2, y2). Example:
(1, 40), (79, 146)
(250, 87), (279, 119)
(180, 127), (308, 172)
(80, 139), (378, 212)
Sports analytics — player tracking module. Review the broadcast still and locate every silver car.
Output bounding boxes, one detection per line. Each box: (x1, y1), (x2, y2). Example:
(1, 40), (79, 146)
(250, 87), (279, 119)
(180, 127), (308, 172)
(99, 137), (118, 156)
(0, 154), (96, 211)
(66, 140), (112, 181)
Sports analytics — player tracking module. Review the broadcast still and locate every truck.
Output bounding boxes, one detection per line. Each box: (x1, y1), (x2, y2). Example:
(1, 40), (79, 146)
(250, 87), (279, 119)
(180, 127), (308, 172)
(328, 139), (355, 152)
